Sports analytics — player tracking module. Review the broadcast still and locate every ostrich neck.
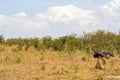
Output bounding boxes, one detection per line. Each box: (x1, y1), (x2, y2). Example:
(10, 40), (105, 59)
(90, 45), (95, 55)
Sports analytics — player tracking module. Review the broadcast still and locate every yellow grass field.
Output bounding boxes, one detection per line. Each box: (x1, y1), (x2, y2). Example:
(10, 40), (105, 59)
(0, 46), (120, 80)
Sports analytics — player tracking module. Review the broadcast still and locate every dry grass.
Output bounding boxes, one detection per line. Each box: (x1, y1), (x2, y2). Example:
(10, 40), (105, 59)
(0, 46), (120, 80)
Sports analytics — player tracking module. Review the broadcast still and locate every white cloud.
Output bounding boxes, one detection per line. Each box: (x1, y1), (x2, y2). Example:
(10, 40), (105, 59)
(0, 3), (120, 38)
(100, 0), (120, 31)
(0, 13), (49, 31)
(14, 12), (27, 18)
(101, 0), (120, 17)
(35, 5), (104, 33)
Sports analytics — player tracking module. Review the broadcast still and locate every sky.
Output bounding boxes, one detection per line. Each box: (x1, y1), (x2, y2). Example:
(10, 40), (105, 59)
(0, 0), (120, 39)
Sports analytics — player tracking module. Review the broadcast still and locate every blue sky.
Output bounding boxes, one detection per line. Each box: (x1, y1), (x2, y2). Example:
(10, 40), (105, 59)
(0, 0), (120, 38)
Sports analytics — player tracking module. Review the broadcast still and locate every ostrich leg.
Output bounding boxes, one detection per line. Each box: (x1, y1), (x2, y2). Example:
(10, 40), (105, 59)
(101, 58), (107, 69)
(95, 57), (102, 69)
(101, 58), (106, 65)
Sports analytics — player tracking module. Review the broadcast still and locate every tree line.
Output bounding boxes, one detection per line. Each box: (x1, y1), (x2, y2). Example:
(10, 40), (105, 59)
(0, 30), (120, 54)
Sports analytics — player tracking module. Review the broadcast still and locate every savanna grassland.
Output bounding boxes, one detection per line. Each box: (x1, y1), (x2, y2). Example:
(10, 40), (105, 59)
(0, 30), (120, 80)
(0, 46), (120, 80)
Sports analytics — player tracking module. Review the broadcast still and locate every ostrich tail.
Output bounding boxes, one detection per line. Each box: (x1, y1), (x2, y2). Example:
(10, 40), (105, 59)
(108, 51), (114, 57)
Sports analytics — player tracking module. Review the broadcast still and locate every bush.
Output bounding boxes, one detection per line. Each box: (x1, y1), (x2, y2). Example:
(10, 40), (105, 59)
(0, 35), (4, 44)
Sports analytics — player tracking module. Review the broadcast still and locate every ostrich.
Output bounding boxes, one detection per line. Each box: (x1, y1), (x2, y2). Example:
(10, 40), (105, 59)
(90, 44), (114, 69)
